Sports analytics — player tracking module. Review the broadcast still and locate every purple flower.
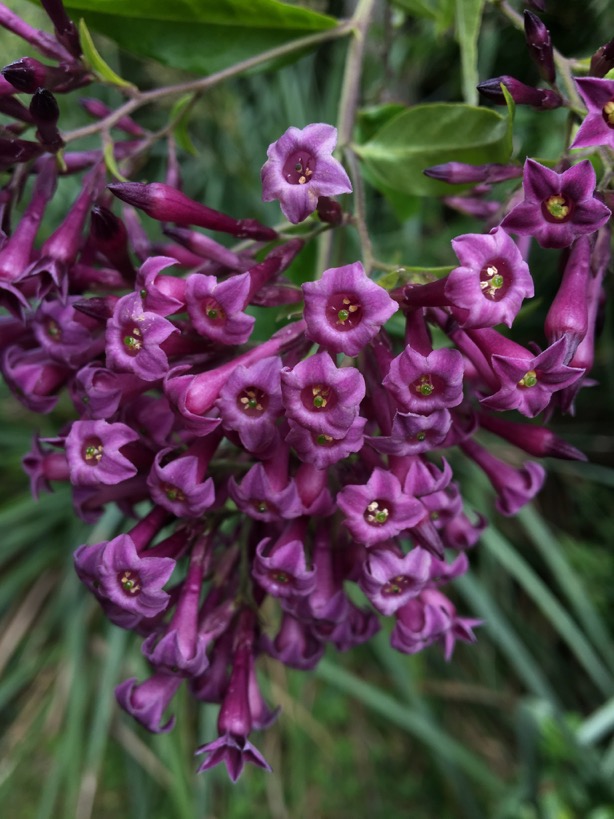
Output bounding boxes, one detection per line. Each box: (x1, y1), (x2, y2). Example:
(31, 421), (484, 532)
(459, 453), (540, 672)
(195, 733), (271, 781)
(383, 347), (464, 414)
(228, 462), (303, 522)
(460, 438), (546, 516)
(391, 589), (480, 660)
(302, 261), (398, 356)
(216, 356), (283, 454)
(32, 297), (104, 367)
(147, 448), (215, 517)
(106, 292), (178, 381)
(263, 611), (324, 670)
(359, 545), (431, 615)
(64, 419), (139, 486)
(571, 78), (614, 150)
(261, 124), (352, 223)
(116, 672), (181, 733)
(185, 272), (255, 345)
(479, 336), (584, 418)
(94, 533), (176, 617)
(500, 159), (611, 249)
(446, 228), (534, 328)
(368, 409), (451, 456)
(336, 467), (425, 547)
(285, 415), (366, 468)
(281, 352), (365, 435)
(252, 520), (316, 599)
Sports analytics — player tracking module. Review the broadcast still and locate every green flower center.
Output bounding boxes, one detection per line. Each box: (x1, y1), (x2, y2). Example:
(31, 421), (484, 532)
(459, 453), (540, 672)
(603, 100), (614, 128)
(119, 570), (141, 595)
(518, 369), (538, 388)
(364, 500), (390, 526)
(544, 194), (571, 221)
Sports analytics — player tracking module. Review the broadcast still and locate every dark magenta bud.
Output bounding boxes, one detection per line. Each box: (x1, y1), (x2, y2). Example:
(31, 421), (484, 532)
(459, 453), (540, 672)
(30, 88), (64, 152)
(90, 205), (136, 282)
(479, 413), (586, 461)
(589, 38), (614, 78)
(316, 195), (343, 225)
(0, 137), (43, 165)
(523, 11), (556, 84)
(30, 88), (59, 125)
(108, 182), (278, 241)
(2, 57), (89, 94)
(2, 57), (48, 93)
(0, 95), (34, 124)
(477, 76), (562, 109)
(40, 0), (81, 57)
(423, 162), (522, 184)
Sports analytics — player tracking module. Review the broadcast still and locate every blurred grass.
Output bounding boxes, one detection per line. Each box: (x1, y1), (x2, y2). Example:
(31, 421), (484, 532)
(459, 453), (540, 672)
(1, 1), (614, 818)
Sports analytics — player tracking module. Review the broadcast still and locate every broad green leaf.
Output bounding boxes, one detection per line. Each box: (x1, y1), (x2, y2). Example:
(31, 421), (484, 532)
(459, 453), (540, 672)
(454, 0), (485, 105)
(354, 103), (511, 197)
(62, 0), (337, 75)
(392, 0), (455, 31)
(78, 18), (135, 89)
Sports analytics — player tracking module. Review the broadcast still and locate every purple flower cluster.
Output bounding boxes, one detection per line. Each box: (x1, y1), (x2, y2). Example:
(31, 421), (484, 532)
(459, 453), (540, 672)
(0, 0), (609, 786)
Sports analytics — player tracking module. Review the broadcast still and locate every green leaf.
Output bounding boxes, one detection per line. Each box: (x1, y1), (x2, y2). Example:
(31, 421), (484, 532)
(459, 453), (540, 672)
(78, 18), (136, 89)
(454, 0), (485, 105)
(103, 139), (128, 182)
(64, 0), (337, 75)
(354, 103), (511, 197)
(169, 94), (198, 157)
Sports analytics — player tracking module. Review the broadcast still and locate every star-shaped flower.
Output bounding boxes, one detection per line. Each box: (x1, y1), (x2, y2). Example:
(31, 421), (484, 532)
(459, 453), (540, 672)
(500, 159), (610, 249)
(261, 124), (352, 223)
(571, 78), (614, 150)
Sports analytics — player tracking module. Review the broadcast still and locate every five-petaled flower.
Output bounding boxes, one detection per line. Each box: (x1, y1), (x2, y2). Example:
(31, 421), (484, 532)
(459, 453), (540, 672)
(261, 124), (352, 223)
(500, 158), (610, 248)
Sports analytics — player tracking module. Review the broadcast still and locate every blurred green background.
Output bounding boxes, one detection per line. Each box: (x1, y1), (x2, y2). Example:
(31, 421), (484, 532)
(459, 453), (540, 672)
(1, 1), (614, 817)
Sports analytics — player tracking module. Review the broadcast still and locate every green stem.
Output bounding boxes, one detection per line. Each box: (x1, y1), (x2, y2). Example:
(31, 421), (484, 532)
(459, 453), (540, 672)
(319, 0), (377, 274)
(63, 20), (354, 145)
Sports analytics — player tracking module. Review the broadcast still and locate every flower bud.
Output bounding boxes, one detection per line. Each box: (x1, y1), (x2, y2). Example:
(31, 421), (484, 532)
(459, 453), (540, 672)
(40, 0), (81, 57)
(108, 182), (277, 241)
(30, 88), (64, 152)
(523, 11), (556, 84)
(2, 57), (48, 93)
(0, 95), (34, 124)
(589, 37), (614, 78)
(0, 137), (43, 166)
(90, 205), (136, 281)
(423, 162), (522, 184)
(477, 76), (562, 109)
(316, 195), (343, 225)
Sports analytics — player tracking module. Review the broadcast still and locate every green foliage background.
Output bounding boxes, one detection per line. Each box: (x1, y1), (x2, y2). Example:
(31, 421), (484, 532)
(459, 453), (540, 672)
(0, 1), (613, 817)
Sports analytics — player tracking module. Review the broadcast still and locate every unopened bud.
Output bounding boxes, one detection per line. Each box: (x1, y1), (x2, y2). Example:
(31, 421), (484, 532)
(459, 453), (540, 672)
(0, 95), (34, 124)
(477, 76), (562, 109)
(0, 137), (43, 166)
(523, 11), (556, 84)
(90, 206), (136, 282)
(316, 196), (343, 225)
(589, 37), (614, 78)
(30, 88), (63, 152)
(30, 87), (59, 125)
(423, 162), (523, 185)
(40, 0), (81, 57)
(2, 57), (48, 93)
(544, 237), (591, 363)
(479, 413), (586, 461)
(108, 182), (278, 241)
